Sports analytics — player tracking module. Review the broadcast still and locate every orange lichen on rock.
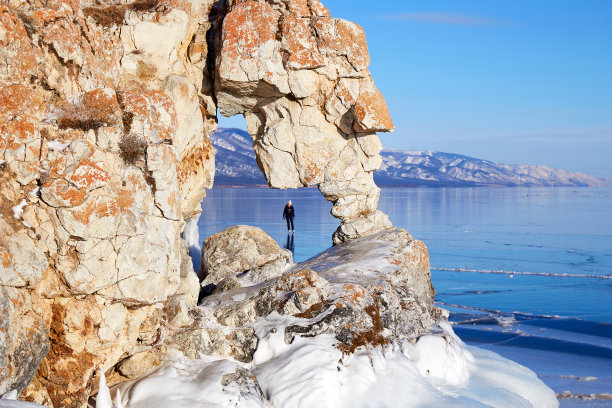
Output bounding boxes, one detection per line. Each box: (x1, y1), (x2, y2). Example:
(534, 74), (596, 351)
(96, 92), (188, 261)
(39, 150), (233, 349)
(278, 269), (321, 291)
(312, 18), (369, 71)
(118, 90), (177, 141)
(308, 0), (331, 17)
(0, 246), (13, 268)
(0, 85), (36, 118)
(0, 120), (37, 154)
(298, 149), (329, 185)
(147, 91), (177, 141)
(30, 302), (97, 408)
(341, 283), (368, 307)
(353, 88), (394, 132)
(284, 0), (310, 17)
(222, 1), (280, 62)
(116, 188), (136, 213)
(0, 7), (38, 86)
(119, 91), (151, 121)
(43, 178), (87, 207)
(176, 138), (213, 184)
(68, 159), (110, 192)
(42, 18), (83, 63)
(41, 151), (110, 208)
(281, 15), (324, 70)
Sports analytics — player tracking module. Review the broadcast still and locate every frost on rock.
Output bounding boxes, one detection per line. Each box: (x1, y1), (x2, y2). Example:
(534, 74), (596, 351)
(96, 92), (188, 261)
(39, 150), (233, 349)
(114, 229), (558, 408)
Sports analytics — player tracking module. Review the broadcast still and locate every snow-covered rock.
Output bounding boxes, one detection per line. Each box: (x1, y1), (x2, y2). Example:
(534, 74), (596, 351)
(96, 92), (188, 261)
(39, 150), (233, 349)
(109, 229), (558, 408)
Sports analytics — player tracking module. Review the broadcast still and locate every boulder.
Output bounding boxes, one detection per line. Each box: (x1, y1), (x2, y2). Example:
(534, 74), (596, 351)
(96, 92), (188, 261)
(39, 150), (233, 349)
(201, 225), (293, 290)
(196, 228), (434, 361)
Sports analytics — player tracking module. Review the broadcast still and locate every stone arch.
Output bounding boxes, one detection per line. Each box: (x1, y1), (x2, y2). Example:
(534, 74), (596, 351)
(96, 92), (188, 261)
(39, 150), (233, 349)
(213, 0), (394, 243)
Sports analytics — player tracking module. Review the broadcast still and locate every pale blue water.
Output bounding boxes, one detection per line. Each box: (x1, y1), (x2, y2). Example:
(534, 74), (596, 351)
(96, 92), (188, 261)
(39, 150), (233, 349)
(199, 187), (612, 405)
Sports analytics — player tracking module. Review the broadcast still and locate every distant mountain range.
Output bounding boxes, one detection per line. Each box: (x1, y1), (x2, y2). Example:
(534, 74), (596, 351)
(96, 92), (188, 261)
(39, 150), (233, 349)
(211, 128), (611, 187)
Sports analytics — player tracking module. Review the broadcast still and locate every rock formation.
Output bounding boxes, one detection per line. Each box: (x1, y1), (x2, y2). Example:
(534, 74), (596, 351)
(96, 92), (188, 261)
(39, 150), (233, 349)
(187, 228), (436, 364)
(214, 0), (394, 244)
(0, 1), (217, 406)
(200, 225), (293, 292)
(0, 0), (399, 407)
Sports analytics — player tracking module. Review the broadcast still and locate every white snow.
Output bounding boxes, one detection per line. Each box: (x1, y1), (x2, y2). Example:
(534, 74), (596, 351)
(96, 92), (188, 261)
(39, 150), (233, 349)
(0, 391), (17, 400)
(46, 140), (70, 151)
(183, 213), (200, 251)
(0, 390), (46, 407)
(11, 200), (27, 219)
(27, 187), (40, 201)
(106, 232), (558, 407)
(96, 371), (120, 408)
(112, 358), (266, 408)
(182, 210), (202, 276)
(109, 318), (558, 408)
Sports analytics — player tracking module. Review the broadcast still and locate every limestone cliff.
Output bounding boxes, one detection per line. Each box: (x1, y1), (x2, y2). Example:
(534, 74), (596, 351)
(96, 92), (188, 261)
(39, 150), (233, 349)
(0, 1), (216, 406)
(0, 1), (393, 407)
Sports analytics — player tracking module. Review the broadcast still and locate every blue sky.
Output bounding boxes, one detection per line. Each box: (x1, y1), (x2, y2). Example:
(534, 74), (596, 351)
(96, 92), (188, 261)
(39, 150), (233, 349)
(218, 0), (612, 178)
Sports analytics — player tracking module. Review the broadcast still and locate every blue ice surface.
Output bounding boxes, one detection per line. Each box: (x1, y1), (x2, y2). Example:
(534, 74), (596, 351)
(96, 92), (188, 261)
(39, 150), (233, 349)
(199, 186), (612, 405)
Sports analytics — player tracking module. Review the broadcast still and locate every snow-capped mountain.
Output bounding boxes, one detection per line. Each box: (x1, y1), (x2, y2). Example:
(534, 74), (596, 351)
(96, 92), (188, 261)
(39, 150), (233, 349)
(212, 128), (611, 187)
(211, 128), (268, 185)
(377, 149), (611, 187)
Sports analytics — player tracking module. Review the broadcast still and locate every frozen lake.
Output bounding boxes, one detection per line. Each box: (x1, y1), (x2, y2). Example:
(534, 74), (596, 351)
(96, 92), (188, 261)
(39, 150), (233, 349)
(198, 187), (612, 407)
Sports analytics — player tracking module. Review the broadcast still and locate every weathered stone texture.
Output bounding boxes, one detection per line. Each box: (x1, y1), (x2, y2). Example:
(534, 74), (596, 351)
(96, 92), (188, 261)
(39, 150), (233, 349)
(190, 228), (434, 364)
(1, 0), (397, 405)
(0, 1), (216, 406)
(0, 287), (49, 397)
(201, 225), (293, 290)
(215, 0), (394, 243)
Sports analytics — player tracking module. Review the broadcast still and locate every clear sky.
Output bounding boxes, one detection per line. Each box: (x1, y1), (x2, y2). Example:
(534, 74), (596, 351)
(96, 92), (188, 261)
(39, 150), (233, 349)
(218, 0), (612, 178)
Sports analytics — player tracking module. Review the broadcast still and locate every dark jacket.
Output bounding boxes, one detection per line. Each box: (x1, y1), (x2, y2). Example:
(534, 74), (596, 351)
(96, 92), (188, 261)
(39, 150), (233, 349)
(283, 204), (295, 219)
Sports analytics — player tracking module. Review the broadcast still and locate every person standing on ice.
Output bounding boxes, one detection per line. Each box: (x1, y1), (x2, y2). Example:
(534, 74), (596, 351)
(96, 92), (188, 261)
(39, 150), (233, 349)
(283, 200), (295, 233)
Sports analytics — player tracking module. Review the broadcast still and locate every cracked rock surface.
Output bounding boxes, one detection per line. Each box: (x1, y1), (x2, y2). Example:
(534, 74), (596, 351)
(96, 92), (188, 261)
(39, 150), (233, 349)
(0, 1), (216, 406)
(214, 0), (394, 244)
(0, 0), (395, 406)
(187, 228), (436, 362)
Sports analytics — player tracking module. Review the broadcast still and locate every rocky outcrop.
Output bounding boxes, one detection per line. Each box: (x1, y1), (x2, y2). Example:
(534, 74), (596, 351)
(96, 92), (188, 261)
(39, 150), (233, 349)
(179, 228), (435, 364)
(214, 0), (394, 244)
(0, 0), (395, 406)
(200, 225), (293, 292)
(115, 228), (556, 408)
(0, 1), (217, 406)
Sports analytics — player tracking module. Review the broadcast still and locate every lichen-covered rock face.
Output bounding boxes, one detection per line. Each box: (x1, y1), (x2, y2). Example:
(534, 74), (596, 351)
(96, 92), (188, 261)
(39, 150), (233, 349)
(214, 0), (394, 244)
(201, 225), (293, 290)
(1, 0), (398, 405)
(0, 1), (216, 406)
